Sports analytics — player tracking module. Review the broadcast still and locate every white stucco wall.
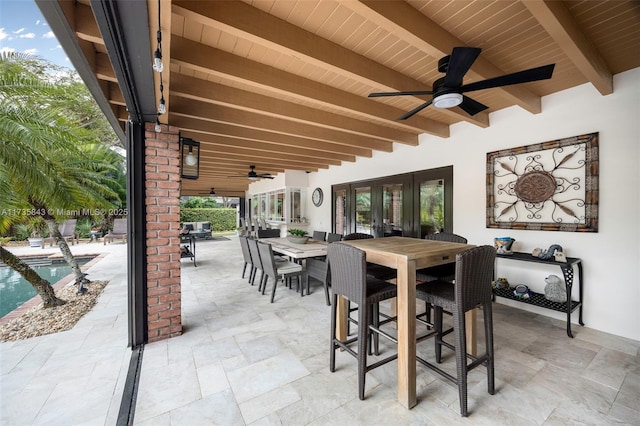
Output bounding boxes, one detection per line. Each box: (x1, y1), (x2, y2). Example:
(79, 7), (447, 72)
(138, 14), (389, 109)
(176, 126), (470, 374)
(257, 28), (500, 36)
(258, 68), (640, 340)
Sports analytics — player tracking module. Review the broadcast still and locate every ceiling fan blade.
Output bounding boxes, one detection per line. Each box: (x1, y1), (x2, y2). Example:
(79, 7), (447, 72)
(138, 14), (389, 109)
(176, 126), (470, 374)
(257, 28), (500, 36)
(369, 90), (434, 98)
(458, 95), (488, 116)
(399, 99), (433, 120)
(461, 63), (555, 93)
(443, 47), (481, 87)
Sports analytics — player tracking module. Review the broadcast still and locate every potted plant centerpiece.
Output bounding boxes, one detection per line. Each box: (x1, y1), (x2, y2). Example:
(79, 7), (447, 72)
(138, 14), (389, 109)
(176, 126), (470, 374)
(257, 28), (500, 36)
(287, 228), (309, 244)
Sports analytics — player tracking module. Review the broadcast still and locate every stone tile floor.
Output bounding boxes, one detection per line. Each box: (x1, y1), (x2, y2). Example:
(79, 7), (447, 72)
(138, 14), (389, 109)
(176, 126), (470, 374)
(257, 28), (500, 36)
(2, 236), (639, 425)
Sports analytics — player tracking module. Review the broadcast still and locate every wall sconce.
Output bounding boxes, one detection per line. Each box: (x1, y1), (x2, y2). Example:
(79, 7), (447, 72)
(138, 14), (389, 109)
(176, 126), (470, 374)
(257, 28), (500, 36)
(180, 137), (200, 180)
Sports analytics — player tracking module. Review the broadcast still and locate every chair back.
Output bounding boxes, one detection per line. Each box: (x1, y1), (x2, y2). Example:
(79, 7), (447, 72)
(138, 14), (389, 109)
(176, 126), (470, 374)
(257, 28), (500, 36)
(257, 228), (280, 238)
(257, 241), (278, 279)
(202, 222), (211, 231)
(184, 223), (194, 232)
(327, 242), (367, 302)
(305, 257), (330, 283)
(312, 231), (327, 241)
(425, 232), (467, 244)
(60, 219), (77, 237)
(112, 218), (127, 234)
(239, 235), (252, 264)
(454, 245), (495, 312)
(247, 238), (263, 271)
(327, 232), (342, 243)
(343, 232), (373, 241)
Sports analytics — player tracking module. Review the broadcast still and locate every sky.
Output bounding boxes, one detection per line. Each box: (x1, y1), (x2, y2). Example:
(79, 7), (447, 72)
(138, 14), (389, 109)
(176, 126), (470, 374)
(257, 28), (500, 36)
(0, 0), (73, 70)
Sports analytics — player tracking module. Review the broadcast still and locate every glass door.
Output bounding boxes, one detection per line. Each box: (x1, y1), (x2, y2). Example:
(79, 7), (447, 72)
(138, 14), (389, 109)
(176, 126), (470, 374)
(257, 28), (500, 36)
(372, 176), (411, 237)
(414, 166), (453, 238)
(353, 185), (372, 235)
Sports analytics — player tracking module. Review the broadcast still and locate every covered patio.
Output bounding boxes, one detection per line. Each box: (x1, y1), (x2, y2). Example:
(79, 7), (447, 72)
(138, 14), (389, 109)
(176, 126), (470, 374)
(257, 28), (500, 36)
(12, 0), (640, 423)
(2, 237), (638, 424)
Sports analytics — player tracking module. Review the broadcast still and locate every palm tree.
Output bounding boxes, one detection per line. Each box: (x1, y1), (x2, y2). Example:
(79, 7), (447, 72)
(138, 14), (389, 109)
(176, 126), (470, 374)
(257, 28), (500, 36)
(0, 53), (124, 307)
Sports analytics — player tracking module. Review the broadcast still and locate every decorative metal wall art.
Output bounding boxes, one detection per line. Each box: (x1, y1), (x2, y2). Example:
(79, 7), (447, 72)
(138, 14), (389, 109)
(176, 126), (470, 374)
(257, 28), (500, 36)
(486, 132), (598, 232)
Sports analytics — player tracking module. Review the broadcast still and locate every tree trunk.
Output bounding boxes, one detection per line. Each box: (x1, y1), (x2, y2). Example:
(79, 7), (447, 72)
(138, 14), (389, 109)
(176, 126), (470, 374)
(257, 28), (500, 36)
(0, 246), (66, 308)
(45, 219), (85, 281)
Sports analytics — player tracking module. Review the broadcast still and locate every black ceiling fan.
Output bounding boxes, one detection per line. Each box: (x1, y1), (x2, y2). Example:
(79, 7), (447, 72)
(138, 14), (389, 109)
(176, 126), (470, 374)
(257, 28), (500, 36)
(228, 165), (274, 180)
(368, 47), (555, 120)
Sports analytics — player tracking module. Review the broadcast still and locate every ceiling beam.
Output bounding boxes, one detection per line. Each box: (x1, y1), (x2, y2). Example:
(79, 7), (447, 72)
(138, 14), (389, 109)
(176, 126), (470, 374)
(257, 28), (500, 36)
(169, 32), (448, 138)
(172, 116), (372, 158)
(523, 0), (613, 95)
(169, 97), (393, 152)
(353, 0), (546, 116)
(181, 131), (355, 163)
(172, 0), (486, 127)
(194, 139), (341, 167)
(171, 74), (419, 146)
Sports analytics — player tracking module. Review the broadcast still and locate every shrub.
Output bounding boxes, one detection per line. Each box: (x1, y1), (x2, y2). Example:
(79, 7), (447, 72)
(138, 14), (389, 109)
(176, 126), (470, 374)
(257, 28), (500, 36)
(180, 208), (236, 231)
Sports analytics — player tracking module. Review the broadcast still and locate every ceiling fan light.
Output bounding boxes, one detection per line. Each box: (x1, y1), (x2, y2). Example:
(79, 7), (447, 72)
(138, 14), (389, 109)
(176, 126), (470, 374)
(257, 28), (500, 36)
(433, 93), (463, 109)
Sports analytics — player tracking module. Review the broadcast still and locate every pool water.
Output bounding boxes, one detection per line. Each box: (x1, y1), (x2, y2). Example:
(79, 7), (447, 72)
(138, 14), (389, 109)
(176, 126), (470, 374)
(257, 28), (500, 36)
(0, 259), (91, 317)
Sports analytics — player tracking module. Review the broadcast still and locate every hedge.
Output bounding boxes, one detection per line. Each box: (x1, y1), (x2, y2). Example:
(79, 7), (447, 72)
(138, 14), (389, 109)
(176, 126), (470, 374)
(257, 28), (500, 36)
(180, 208), (237, 231)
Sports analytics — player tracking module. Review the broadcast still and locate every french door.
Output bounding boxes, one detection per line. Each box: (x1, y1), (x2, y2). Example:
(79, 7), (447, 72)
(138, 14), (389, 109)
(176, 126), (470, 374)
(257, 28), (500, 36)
(332, 166), (452, 238)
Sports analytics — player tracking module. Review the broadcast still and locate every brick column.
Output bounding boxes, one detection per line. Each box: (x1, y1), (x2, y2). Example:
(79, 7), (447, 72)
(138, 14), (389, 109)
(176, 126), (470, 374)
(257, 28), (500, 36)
(144, 122), (182, 342)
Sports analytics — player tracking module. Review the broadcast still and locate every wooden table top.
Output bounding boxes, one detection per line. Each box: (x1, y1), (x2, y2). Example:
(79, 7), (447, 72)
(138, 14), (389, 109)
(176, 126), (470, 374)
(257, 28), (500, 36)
(342, 236), (474, 269)
(261, 237), (328, 259)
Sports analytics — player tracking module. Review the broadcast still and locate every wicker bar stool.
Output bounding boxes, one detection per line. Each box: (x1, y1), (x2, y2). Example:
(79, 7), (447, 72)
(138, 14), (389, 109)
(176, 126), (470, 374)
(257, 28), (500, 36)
(417, 232), (468, 326)
(327, 243), (398, 400)
(415, 245), (496, 417)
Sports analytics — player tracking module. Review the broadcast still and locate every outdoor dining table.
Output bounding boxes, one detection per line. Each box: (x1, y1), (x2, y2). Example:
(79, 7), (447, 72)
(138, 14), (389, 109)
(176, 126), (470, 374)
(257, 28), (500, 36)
(260, 237), (328, 259)
(341, 236), (476, 409)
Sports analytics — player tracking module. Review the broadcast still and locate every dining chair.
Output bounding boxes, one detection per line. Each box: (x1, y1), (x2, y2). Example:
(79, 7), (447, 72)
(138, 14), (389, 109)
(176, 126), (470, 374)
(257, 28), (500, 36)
(327, 242), (398, 400)
(247, 237), (264, 288)
(258, 241), (303, 303)
(417, 232), (468, 282)
(415, 245), (496, 417)
(327, 232), (343, 243)
(341, 232), (395, 336)
(257, 228), (280, 238)
(417, 232), (468, 326)
(304, 257), (331, 305)
(238, 235), (254, 280)
(343, 233), (396, 281)
(312, 230), (327, 241)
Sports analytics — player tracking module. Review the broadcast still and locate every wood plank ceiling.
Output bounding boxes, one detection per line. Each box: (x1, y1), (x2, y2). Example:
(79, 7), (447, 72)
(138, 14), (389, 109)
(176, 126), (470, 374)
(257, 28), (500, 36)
(63, 1), (640, 196)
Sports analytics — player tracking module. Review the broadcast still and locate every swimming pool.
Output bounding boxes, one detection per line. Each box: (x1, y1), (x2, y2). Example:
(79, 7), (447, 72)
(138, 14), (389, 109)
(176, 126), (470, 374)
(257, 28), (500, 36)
(0, 258), (92, 317)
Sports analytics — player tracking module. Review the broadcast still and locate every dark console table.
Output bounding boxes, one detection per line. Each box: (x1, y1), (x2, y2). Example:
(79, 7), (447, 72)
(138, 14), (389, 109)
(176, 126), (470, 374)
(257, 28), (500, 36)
(493, 251), (583, 337)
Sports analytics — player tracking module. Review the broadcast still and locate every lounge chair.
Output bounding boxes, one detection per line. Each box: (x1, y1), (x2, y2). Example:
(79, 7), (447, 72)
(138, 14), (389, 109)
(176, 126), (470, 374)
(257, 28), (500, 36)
(42, 219), (78, 248)
(104, 218), (127, 245)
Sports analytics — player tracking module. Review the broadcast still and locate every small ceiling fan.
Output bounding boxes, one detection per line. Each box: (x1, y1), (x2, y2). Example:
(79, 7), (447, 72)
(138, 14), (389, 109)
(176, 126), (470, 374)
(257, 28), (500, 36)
(228, 165), (274, 180)
(368, 47), (555, 120)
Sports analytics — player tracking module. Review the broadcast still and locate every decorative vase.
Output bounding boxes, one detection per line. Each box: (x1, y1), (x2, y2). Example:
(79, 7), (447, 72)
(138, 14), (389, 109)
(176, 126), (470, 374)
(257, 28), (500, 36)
(287, 235), (309, 244)
(494, 237), (515, 254)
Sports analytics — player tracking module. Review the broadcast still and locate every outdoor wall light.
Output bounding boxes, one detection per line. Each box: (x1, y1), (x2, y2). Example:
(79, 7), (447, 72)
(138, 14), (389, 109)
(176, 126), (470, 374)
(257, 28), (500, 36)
(181, 137), (200, 180)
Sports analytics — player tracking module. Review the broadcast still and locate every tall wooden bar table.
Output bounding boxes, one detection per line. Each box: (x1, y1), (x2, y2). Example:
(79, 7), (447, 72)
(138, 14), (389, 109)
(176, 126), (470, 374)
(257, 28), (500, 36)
(341, 237), (475, 409)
